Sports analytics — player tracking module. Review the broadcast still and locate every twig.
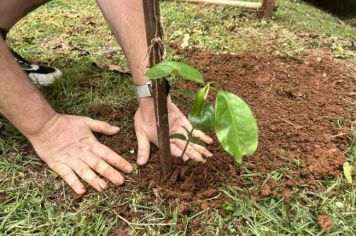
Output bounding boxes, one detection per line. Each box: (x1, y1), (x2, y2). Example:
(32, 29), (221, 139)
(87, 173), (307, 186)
(281, 119), (296, 126)
(117, 214), (175, 228)
(178, 0), (262, 9)
(271, 46), (302, 62)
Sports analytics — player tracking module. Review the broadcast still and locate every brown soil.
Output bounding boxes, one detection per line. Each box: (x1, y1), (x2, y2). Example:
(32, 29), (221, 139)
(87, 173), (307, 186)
(92, 48), (355, 210)
(317, 215), (333, 231)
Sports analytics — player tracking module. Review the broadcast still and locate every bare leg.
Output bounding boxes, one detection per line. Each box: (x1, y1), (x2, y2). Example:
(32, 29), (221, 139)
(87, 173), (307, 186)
(96, 0), (148, 86)
(0, 0), (49, 31)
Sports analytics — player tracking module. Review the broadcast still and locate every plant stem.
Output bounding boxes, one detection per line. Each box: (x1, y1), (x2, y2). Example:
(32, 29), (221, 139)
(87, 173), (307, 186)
(180, 127), (195, 160)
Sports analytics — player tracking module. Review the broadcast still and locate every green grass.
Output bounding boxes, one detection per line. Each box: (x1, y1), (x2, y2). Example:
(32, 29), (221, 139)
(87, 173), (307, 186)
(1, 0), (355, 235)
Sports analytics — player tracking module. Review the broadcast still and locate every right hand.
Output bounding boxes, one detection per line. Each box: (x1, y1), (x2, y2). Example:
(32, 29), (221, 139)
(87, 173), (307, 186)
(27, 114), (133, 195)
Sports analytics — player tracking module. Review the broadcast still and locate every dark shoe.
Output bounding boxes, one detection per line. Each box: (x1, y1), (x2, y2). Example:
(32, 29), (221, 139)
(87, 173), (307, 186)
(1, 28), (62, 86)
(11, 49), (62, 86)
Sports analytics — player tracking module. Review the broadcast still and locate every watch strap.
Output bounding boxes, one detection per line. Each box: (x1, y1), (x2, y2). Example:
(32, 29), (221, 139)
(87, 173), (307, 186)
(136, 79), (170, 98)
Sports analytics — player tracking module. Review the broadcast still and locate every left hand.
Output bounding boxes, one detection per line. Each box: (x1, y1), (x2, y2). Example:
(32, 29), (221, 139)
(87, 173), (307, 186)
(134, 97), (214, 166)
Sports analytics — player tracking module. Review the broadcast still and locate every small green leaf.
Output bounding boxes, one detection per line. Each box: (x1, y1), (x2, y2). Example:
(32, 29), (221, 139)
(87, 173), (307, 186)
(179, 89), (195, 100)
(145, 61), (204, 84)
(343, 162), (353, 184)
(170, 133), (187, 141)
(165, 61), (204, 84)
(145, 63), (174, 79)
(189, 136), (206, 147)
(189, 102), (215, 132)
(190, 83), (211, 116)
(215, 91), (258, 164)
(222, 203), (234, 212)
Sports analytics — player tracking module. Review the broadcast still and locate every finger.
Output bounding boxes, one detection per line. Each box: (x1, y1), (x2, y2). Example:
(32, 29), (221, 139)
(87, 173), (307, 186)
(191, 143), (214, 158)
(170, 143), (190, 161)
(173, 139), (206, 163)
(192, 129), (214, 144)
(83, 151), (124, 186)
(135, 130), (150, 166)
(70, 159), (108, 192)
(54, 164), (86, 195)
(84, 117), (120, 135)
(92, 142), (133, 173)
(182, 120), (213, 144)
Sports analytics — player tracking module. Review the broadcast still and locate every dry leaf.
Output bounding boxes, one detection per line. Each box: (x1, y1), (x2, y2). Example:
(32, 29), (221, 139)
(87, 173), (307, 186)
(181, 33), (190, 49)
(92, 62), (131, 75)
(343, 161), (353, 184)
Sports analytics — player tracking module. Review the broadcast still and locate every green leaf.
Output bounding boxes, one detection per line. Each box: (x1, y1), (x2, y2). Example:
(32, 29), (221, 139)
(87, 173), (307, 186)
(190, 83), (211, 116)
(343, 162), (353, 184)
(189, 136), (206, 147)
(222, 203), (234, 212)
(144, 63), (174, 79)
(188, 83), (214, 131)
(189, 102), (215, 132)
(170, 133), (187, 141)
(215, 91), (258, 164)
(179, 89), (195, 100)
(145, 61), (204, 84)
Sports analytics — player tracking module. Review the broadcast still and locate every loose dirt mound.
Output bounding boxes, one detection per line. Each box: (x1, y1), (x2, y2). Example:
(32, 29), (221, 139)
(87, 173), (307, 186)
(95, 49), (354, 206)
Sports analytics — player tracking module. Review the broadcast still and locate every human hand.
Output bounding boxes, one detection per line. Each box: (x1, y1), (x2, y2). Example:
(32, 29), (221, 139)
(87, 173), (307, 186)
(134, 97), (214, 166)
(27, 114), (133, 194)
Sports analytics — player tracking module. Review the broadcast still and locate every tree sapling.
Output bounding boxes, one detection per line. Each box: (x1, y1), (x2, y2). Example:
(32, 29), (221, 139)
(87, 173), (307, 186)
(145, 61), (258, 164)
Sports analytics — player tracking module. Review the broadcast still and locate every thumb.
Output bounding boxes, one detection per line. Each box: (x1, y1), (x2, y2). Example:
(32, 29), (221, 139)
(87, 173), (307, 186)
(84, 117), (120, 135)
(135, 129), (150, 166)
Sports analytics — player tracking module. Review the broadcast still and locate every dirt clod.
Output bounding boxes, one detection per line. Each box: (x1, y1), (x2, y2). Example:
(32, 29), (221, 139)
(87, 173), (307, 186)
(317, 215), (333, 231)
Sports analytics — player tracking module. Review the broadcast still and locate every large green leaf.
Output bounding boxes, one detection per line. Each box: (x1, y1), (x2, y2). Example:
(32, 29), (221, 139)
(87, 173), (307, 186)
(215, 91), (258, 163)
(145, 61), (204, 84)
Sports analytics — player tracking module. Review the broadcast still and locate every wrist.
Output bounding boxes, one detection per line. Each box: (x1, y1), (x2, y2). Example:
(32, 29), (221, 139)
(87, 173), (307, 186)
(25, 112), (60, 140)
(138, 96), (172, 109)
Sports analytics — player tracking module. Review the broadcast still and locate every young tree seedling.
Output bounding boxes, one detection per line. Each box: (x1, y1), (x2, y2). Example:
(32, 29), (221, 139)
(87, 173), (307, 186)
(145, 61), (259, 164)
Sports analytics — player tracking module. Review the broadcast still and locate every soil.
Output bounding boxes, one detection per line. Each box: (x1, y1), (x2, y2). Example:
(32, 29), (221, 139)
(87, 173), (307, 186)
(89, 48), (355, 212)
(317, 215), (333, 231)
(19, 47), (354, 221)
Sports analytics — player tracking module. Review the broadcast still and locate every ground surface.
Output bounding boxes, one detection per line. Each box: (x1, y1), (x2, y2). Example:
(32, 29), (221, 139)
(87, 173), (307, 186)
(0, 0), (355, 235)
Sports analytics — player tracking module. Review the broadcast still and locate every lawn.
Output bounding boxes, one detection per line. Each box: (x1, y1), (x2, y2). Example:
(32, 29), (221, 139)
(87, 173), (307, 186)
(0, 0), (355, 235)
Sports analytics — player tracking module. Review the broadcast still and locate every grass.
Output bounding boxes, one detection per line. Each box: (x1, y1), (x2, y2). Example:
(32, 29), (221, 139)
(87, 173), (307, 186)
(1, 0), (355, 235)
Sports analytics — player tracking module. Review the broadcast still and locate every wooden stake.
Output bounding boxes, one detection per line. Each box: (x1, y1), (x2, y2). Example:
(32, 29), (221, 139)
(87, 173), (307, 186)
(179, 0), (262, 9)
(260, 0), (275, 19)
(142, 0), (173, 175)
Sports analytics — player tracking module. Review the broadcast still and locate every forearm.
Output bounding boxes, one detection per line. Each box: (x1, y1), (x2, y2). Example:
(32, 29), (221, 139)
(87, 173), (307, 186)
(96, 0), (149, 86)
(0, 38), (57, 137)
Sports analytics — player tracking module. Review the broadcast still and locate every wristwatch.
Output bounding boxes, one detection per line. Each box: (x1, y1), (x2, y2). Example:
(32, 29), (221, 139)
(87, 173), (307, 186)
(136, 79), (170, 98)
(136, 80), (153, 98)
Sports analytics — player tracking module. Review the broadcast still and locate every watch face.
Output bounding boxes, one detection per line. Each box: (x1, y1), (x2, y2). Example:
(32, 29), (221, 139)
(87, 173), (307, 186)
(147, 80), (153, 94)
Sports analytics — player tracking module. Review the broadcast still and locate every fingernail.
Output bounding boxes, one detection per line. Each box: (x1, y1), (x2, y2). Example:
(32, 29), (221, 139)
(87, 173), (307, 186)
(99, 182), (108, 191)
(115, 178), (125, 186)
(125, 165), (133, 173)
(77, 188), (86, 195)
(137, 156), (146, 165)
(207, 151), (213, 157)
(113, 126), (120, 132)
